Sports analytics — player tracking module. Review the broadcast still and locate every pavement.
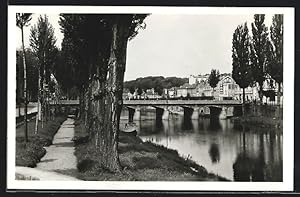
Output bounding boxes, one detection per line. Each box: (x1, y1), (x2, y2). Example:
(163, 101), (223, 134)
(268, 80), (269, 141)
(16, 118), (80, 181)
(15, 167), (79, 181)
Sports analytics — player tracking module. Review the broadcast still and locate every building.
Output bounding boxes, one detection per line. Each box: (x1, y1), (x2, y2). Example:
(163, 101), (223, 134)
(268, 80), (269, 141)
(176, 83), (198, 97)
(188, 74), (209, 85)
(145, 88), (161, 99)
(186, 73), (257, 101)
(164, 87), (177, 98)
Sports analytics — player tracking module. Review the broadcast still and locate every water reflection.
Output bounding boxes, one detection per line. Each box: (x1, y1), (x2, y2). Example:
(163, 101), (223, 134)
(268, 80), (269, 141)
(121, 115), (282, 181)
(209, 143), (220, 163)
(181, 117), (193, 131)
(208, 118), (222, 131)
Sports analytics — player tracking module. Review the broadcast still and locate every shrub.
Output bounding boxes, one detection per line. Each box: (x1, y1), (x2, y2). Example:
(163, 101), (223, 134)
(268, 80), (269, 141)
(15, 116), (66, 167)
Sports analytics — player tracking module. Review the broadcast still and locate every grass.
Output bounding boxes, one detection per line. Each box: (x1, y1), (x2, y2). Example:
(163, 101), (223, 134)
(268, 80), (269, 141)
(16, 115), (66, 167)
(70, 119), (228, 181)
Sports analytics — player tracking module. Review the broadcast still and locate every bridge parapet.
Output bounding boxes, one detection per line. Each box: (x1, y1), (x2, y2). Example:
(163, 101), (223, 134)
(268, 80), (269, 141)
(123, 99), (242, 106)
(49, 100), (80, 105)
(49, 99), (242, 107)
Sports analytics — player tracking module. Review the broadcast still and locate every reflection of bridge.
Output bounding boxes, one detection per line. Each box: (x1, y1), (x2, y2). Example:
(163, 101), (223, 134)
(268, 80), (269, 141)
(51, 99), (242, 120)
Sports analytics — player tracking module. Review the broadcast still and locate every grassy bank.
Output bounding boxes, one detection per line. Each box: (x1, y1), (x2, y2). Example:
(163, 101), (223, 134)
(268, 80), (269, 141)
(232, 116), (282, 130)
(232, 104), (283, 130)
(70, 120), (228, 181)
(16, 115), (66, 167)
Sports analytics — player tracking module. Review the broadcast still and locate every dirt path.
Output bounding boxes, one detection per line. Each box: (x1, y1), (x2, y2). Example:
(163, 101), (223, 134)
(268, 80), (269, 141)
(32, 117), (78, 180)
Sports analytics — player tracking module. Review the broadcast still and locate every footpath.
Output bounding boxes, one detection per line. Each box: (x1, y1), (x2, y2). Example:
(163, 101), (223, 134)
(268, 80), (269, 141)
(16, 117), (80, 181)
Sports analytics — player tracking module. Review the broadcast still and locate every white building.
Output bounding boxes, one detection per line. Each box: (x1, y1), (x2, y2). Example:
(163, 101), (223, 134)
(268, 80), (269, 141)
(188, 74), (209, 85)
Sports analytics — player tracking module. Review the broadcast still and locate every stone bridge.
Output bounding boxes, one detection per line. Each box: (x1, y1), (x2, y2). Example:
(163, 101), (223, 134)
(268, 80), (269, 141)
(49, 99), (242, 120)
(122, 99), (242, 120)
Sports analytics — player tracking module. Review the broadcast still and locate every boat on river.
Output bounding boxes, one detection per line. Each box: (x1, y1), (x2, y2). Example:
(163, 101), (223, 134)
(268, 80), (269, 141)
(120, 122), (138, 136)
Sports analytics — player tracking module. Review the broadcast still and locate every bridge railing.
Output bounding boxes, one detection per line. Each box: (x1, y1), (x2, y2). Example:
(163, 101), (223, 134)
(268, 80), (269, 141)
(49, 99), (242, 106)
(123, 99), (242, 105)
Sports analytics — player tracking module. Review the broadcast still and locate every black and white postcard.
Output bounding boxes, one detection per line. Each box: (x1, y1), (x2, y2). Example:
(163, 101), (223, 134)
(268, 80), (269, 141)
(7, 6), (295, 191)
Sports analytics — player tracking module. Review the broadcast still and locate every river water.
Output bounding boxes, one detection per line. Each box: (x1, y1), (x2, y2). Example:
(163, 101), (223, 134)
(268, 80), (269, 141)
(120, 110), (283, 181)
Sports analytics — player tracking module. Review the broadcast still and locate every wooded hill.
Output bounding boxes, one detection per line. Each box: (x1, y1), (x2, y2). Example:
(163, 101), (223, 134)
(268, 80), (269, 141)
(124, 76), (188, 94)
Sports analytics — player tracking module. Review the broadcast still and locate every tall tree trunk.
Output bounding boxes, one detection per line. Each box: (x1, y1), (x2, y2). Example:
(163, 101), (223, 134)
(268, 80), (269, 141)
(35, 68), (41, 134)
(277, 82), (281, 106)
(84, 87), (89, 127)
(259, 82), (263, 104)
(277, 82), (282, 119)
(78, 87), (83, 119)
(94, 17), (132, 172)
(18, 105), (21, 117)
(21, 26), (28, 142)
(242, 87), (245, 116)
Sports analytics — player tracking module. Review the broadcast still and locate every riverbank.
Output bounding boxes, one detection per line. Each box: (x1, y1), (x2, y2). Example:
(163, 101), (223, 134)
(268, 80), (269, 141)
(69, 119), (228, 181)
(16, 115), (67, 167)
(232, 104), (283, 130)
(232, 116), (282, 130)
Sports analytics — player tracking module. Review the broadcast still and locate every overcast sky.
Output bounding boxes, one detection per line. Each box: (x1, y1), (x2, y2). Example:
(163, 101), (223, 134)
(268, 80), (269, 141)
(17, 14), (273, 81)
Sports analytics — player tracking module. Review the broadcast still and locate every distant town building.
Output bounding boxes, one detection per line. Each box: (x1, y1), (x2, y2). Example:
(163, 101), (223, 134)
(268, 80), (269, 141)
(164, 87), (177, 98)
(180, 73), (259, 102)
(188, 74), (209, 85)
(145, 88), (161, 99)
(176, 83), (198, 97)
(124, 72), (282, 105)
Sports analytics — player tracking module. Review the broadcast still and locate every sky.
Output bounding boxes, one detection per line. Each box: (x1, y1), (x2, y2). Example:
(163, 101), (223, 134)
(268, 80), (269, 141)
(17, 14), (273, 81)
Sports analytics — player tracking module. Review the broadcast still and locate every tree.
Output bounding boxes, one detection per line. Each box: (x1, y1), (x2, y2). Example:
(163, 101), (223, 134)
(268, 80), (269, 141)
(128, 86), (135, 94)
(154, 85), (164, 96)
(30, 15), (57, 130)
(59, 14), (148, 172)
(208, 69), (220, 97)
(137, 87), (143, 95)
(232, 23), (252, 112)
(250, 14), (269, 102)
(123, 76), (188, 91)
(16, 49), (39, 102)
(267, 14), (283, 105)
(16, 13), (32, 142)
(89, 15), (148, 171)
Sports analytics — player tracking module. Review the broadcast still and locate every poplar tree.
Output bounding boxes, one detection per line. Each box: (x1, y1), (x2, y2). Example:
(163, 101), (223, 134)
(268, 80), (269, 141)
(232, 23), (252, 112)
(250, 14), (269, 103)
(208, 69), (220, 97)
(267, 14), (283, 105)
(16, 13), (32, 142)
(30, 15), (57, 130)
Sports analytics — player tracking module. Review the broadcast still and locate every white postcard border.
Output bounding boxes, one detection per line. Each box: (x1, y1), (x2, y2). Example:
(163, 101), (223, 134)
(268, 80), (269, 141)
(7, 5), (295, 191)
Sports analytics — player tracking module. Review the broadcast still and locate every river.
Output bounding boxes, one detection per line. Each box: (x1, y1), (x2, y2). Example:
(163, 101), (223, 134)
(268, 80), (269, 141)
(120, 110), (283, 181)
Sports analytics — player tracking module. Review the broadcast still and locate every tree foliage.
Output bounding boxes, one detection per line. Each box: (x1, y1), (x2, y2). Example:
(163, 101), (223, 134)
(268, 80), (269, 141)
(16, 49), (39, 102)
(250, 14), (269, 101)
(232, 23), (252, 104)
(30, 15), (58, 123)
(30, 15), (57, 84)
(208, 69), (220, 89)
(124, 76), (188, 93)
(16, 13), (32, 29)
(266, 14), (283, 105)
(267, 14), (283, 85)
